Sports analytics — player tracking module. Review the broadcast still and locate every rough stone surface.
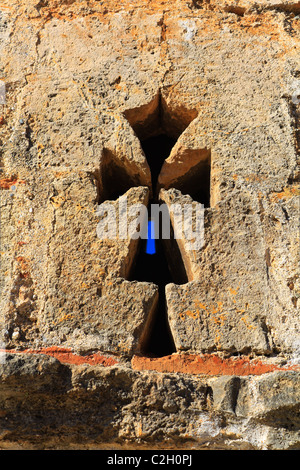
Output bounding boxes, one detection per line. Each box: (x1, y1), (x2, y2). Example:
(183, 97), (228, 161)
(166, 280), (271, 354)
(0, 354), (299, 450)
(0, 0), (299, 449)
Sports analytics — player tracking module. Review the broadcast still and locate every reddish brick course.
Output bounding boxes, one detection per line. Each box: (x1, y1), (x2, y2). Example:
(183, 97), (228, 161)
(2, 349), (299, 375)
(131, 354), (300, 376)
(1, 347), (118, 367)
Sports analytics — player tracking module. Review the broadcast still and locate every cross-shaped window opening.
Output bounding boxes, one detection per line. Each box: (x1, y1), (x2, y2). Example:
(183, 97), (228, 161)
(100, 95), (211, 357)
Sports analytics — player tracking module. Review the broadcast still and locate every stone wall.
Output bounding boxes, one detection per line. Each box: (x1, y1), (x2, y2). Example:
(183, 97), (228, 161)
(0, 0), (299, 449)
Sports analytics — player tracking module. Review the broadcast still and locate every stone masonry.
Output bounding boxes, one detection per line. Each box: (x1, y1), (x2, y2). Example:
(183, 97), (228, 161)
(0, 0), (299, 449)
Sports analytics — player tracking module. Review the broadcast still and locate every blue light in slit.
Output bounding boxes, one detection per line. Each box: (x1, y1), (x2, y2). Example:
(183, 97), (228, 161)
(146, 220), (156, 255)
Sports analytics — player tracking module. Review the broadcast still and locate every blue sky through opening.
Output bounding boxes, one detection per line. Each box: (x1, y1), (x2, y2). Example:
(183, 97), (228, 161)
(146, 220), (156, 255)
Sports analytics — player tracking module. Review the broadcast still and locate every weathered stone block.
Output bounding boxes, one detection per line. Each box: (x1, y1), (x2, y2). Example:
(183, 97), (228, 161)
(166, 281), (270, 354)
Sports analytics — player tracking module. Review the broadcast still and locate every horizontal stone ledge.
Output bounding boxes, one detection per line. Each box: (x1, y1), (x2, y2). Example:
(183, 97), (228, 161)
(131, 353), (300, 376)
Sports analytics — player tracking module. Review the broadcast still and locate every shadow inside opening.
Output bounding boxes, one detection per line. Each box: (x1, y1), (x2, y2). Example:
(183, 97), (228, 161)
(129, 235), (178, 357)
(140, 133), (176, 192)
(130, 132), (186, 357)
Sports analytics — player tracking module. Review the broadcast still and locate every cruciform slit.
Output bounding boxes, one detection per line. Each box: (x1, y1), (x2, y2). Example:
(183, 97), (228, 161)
(99, 96), (211, 357)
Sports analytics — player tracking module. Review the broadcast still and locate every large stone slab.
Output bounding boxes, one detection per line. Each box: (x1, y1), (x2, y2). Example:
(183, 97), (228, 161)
(166, 280), (270, 354)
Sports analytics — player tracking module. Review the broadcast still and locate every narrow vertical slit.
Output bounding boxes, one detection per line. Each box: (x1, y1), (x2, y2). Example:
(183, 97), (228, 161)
(140, 133), (176, 189)
(129, 132), (185, 357)
(129, 235), (177, 357)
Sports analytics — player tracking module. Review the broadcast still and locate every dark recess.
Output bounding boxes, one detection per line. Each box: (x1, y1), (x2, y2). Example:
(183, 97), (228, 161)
(140, 133), (176, 192)
(130, 133), (186, 357)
